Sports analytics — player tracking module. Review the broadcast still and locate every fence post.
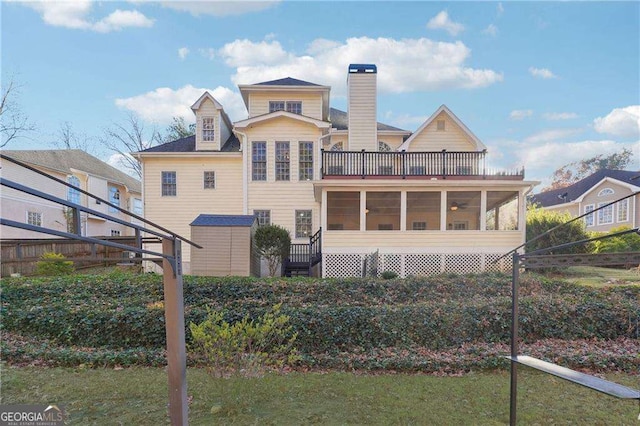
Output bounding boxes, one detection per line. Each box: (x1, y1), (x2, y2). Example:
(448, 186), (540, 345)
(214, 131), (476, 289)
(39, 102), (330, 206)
(162, 238), (188, 426)
(361, 149), (366, 179)
(509, 252), (520, 426)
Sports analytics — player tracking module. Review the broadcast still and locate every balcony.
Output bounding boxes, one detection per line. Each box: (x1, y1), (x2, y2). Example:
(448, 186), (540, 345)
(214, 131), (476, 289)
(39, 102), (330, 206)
(321, 149), (524, 180)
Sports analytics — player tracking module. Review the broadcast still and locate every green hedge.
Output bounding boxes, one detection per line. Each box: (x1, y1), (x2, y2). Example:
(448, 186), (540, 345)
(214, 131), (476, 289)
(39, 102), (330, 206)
(2, 272), (638, 354)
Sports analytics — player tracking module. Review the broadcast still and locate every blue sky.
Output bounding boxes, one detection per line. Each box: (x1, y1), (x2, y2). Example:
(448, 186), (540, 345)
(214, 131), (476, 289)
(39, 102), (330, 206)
(2, 1), (639, 189)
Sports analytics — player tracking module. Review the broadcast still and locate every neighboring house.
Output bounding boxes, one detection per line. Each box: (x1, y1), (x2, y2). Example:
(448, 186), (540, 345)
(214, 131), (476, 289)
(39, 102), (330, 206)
(1, 149), (142, 239)
(530, 169), (640, 233)
(135, 64), (536, 277)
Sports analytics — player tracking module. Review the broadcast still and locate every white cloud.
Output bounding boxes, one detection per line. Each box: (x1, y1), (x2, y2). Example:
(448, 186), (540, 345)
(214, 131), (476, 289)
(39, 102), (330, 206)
(543, 112), (578, 121)
(115, 85), (247, 123)
(517, 140), (638, 172)
(482, 24), (498, 37)
(523, 128), (582, 144)
(17, 1), (154, 32)
(426, 11), (465, 36)
(93, 9), (154, 33)
(218, 39), (290, 67)
(509, 109), (533, 120)
(593, 105), (640, 138)
(198, 48), (216, 60)
(529, 67), (557, 79)
(497, 3), (504, 17)
(216, 36), (503, 95)
(383, 111), (428, 128)
(160, 1), (280, 17)
(178, 47), (189, 60)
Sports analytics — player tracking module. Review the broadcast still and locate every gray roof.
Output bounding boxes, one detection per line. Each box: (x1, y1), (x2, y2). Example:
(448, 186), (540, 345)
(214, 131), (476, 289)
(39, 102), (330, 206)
(255, 77), (321, 87)
(138, 134), (240, 154)
(329, 108), (408, 132)
(2, 149), (141, 193)
(191, 214), (256, 227)
(530, 169), (640, 207)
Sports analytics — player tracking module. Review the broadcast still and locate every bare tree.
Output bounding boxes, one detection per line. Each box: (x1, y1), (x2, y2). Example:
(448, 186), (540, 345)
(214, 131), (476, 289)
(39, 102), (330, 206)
(54, 121), (95, 153)
(100, 113), (161, 178)
(1, 77), (36, 148)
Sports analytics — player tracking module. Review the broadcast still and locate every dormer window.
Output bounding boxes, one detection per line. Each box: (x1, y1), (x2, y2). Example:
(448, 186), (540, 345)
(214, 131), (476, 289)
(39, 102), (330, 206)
(437, 120), (446, 131)
(202, 117), (215, 142)
(269, 101), (302, 115)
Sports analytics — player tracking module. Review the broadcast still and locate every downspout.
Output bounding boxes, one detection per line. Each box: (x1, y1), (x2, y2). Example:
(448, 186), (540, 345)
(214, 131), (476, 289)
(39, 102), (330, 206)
(233, 129), (248, 215)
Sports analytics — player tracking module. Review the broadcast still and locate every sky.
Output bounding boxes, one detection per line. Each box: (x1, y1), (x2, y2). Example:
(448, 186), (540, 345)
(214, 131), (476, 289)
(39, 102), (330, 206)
(2, 0), (639, 191)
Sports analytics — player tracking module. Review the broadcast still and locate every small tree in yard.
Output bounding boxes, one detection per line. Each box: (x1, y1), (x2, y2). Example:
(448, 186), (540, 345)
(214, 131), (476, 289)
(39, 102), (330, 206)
(254, 225), (291, 276)
(526, 205), (590, 255)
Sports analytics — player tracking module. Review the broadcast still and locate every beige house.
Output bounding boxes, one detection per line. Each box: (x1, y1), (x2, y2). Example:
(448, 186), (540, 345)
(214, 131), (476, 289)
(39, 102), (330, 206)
(135, 64), (536, 277)
(1, 150), (142, 239)
(531, 169), (640, 233)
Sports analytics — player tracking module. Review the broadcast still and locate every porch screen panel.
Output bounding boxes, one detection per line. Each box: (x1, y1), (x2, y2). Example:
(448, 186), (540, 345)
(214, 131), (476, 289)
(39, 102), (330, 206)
(446, 191), (481, 230)
(366, 192), (400, 231)
(407, 192), (441, 230)
(327, 192), (360, 230)
(486, 191), (519, 230)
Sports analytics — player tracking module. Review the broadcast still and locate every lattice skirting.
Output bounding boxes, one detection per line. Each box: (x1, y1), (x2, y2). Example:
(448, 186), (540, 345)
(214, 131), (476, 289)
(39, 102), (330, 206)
(323, 252), (510, 278)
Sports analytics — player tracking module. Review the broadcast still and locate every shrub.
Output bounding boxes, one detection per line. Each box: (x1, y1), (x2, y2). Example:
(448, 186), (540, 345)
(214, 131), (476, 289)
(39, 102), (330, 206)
(189, 303), (299, 377)
(35, 252), (74, 276)
(590, 226), (640, 254)
(526, 205), (590, 256)
(381, 271), (398, 280)
(254, 225), (291, 276)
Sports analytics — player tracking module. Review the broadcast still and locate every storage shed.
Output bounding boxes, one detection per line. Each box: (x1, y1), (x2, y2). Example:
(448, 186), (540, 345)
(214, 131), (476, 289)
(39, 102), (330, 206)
(190, 214), (259, 277)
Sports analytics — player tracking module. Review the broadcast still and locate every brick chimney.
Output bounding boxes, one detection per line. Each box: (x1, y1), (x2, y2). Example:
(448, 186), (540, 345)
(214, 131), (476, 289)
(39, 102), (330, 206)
(347, 64), (377, 151)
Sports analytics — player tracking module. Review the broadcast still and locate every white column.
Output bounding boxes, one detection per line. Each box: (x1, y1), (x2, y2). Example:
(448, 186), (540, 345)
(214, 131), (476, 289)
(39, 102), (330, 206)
(360, 190), (367, 231)
(480, 190), (487, 231)
(400, 191), (407, 231)
(440, 190), (448, 231)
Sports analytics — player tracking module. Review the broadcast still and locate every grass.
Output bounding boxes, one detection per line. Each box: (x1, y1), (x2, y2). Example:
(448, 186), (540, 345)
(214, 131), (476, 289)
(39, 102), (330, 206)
(2, 366), (638, 425)
(554, 266), (640, 287)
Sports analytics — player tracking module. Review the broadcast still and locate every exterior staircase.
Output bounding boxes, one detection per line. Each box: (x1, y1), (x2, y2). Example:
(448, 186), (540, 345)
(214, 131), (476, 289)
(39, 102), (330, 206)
(282, 228), (322, 277)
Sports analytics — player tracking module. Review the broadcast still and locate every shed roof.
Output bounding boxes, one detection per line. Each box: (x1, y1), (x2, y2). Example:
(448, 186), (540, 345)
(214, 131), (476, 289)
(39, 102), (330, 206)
(190, 214), (256, 227)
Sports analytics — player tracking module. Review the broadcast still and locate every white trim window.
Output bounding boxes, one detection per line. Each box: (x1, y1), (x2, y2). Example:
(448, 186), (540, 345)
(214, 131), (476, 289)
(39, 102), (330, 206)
(378, 141), (391, 152)
(67, 175), (81, 204)
(27, 211), (42, 226)
(203, 171), (216, 189)
(275, 141), (290, 181)
(598, 188), (614, 197)
(584, 204), (595, 227)
(108, 186), (121, 213)
(269, 101), (302, 114)
(202, 117), (215, 142)
(162, 171), (177, 196)
(295, 210), (312, 238)
(133, 198), (143, 216)
(617, 199), (629, 222)
(597, 202), (613, 225)
(299, 141), (313, 181)
(252, 142), (267, 181)
(254, 210), (271, 226)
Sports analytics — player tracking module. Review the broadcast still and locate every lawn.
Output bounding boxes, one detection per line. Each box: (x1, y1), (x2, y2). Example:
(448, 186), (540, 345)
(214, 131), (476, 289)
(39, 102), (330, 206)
(2, 366), (638, 425)
(553, 266), (640, 287)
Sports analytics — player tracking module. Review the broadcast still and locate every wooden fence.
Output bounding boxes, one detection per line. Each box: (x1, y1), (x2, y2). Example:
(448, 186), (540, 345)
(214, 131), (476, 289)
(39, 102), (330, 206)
(0, 237), (145, 277)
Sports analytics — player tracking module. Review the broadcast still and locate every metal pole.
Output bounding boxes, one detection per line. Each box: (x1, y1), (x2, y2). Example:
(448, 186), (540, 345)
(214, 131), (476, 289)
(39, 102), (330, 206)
(162, 238), (188, 425)
(510, 252), (520, 426)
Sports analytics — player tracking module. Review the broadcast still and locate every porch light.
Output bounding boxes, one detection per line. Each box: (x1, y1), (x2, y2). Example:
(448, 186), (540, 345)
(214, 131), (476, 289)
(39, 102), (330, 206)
(450, 202), (459, 211)
(365, 208), (370, 214)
